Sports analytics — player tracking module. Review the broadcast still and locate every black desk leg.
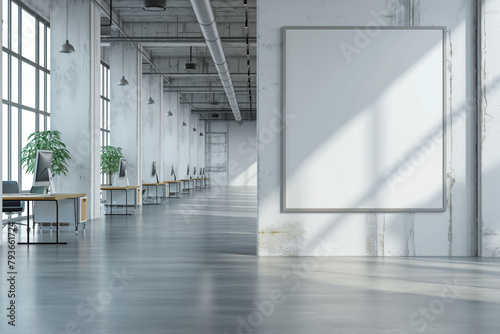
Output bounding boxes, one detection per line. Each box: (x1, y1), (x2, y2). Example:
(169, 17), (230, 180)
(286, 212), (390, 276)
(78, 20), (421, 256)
(27, 200), (30, 244)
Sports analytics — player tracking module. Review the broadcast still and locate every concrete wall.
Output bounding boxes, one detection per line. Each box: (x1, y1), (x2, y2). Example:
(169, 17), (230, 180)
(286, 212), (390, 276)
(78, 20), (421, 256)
(205, 121), (228, 186)
(480, 0), (500, 256)
(257, 0), (477, 256)
(178, 104), (191, 179)
(163, 92), (179, 181)
(50, 0), (101, 219)
(228, 122), (257, 186)
(141, 74), (163, 183)
(110, 42), (142, 188)
(190, 112), (199, 175)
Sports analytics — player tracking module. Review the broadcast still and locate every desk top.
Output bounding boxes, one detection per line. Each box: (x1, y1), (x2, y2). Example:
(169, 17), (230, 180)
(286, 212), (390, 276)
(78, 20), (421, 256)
(101, 186), (140, 190)
(142, 182), (165, 186)
(3, 193), (86, 201)
(163, 181), (180, 184)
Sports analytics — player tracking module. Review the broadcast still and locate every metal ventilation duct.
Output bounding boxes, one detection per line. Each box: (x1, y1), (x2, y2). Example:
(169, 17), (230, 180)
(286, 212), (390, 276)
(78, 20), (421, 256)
(189, 0), (242, 122)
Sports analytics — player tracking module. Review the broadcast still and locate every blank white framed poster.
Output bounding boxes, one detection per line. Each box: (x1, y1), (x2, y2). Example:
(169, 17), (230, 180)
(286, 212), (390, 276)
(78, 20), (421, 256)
(282, 27), (446, 212)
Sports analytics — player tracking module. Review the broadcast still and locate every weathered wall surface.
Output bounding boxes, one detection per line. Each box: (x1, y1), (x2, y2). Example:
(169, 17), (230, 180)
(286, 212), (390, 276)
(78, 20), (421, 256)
(480, 0), (500, 256)
(257, 0), (477, 256)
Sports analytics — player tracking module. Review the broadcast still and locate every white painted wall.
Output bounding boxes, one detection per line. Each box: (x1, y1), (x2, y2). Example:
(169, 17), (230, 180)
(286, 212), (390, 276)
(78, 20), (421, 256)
(228, 122), (257, 186)
(190, 112), (199, 176)
(205, 121), (228, 186)
(178, 104), (191, 179)
(257, 0), (477, 256)
(50, 0), (101, 219)
(163, 92), (178, 181)
(141, 74), (163, 183)
(110, 42), (142, 189)
(480, 0), (500, 256)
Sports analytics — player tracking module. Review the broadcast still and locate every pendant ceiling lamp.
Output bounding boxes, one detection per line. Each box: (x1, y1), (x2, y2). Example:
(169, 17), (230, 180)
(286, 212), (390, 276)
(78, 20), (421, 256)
(147, 75), (155, 104)
(118, 46), (129, 86)
(167, 110), (173, 116)
(59, 0), (75, 53)
(184, 47), (197, 70)
(143, 0), (166, 11)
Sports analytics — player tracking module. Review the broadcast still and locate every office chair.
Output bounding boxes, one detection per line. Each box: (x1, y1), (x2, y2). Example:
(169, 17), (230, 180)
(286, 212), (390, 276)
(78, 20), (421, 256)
(2, 181), (26, 232)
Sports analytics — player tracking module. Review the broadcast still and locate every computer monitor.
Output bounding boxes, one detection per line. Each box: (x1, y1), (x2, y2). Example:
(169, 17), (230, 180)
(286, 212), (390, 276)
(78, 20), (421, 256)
(171, 165), (177, 181)
(114, 158), (129, 186)
(186, 165), (190, 176)
(33, 150), (54, 193)
(119, 158), (127, 177)
(152, 161), (159, 183)
(193, 167), (197, 176)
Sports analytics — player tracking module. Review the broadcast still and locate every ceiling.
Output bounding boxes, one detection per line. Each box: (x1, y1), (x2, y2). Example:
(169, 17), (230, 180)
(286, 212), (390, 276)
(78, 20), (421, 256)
(98, 0), (257, 121)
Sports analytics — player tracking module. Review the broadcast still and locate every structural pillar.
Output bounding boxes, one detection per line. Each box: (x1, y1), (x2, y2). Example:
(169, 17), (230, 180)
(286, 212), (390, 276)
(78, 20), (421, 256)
(109, 42), (142, 189)
(142, 73), (163, 182)
(50, 0), (101, 219)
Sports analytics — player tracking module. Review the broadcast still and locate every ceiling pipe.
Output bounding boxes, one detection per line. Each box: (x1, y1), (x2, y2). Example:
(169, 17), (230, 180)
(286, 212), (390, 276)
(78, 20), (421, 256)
(189, 0), (242, 122)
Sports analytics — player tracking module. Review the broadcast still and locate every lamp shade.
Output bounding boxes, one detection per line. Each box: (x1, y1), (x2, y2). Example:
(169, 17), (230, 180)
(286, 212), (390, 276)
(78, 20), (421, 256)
(167, 111), (173, 116)
(118, 76), (129, 86)
(147, 97), (155, 104)
(59, 40), (75, 53)
(181, 121), (187, 126)
(143, 0), (166, 11)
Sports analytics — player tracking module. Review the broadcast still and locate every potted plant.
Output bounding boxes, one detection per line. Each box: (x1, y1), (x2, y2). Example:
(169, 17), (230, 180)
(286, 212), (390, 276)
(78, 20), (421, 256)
(100, 146), (124, 185)
(21, 130), (72, 177)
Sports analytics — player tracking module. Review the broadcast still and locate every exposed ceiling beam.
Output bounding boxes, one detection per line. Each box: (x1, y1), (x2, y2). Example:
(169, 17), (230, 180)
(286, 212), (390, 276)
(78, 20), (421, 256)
(163, 86), (256, 93)
(143, 72), (256, 78)
(101, 37), (256, 48)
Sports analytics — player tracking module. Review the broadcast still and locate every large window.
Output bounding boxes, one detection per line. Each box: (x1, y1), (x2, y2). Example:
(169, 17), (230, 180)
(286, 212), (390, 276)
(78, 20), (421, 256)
(2, 0), (50, 192)
(100, 62), (110, 185)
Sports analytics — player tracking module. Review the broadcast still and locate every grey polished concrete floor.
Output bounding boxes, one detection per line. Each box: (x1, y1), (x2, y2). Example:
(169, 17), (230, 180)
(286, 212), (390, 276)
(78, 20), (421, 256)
(1, 186), (500, 334)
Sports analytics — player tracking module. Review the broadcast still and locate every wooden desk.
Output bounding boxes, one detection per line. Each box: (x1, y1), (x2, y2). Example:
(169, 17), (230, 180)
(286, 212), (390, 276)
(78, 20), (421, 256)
(164, 181), (181, 198)
(2, 193), (86, 245)
(101, 186), (140, 215)
(180, 179), (193, 194)
(142, 182), (167, 205)
(204, 177), (211, 188)
(193, 178), (204, 191)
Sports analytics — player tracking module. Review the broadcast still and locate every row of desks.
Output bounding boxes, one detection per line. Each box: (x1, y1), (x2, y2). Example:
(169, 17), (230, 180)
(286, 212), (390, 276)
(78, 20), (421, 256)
(101, 177), (211, 212)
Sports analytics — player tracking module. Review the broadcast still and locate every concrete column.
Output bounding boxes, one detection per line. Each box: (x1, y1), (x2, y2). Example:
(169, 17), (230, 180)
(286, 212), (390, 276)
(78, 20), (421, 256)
(178, 103), (191, 178)
(163, 92), (179, 180)
(50, 0), (101, 219)
(479, 0), (500, 257)
(1, 2), (2, 247)
(190, 113), (199, 175)
(142, 74), (163, 182)
(110, 42), (142, 188)
(257, 0), (476, 256)
(198, 120), (206, 174)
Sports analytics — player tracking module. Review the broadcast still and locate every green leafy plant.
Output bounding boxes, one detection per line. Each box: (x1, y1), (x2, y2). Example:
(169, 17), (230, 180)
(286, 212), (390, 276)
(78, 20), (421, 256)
(100, 146), (124, 185)
(21, 130), (71, 176)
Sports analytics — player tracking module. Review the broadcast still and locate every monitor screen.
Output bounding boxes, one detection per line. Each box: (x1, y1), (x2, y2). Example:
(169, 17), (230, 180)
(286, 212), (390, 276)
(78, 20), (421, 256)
(119, 158), (127, 177)
(152, 161), (157, 176)
(171, 165), (176, 181)
(193, 167), (197, 175)
(34, 150), (53, 183)
(186, 165), (190, 176)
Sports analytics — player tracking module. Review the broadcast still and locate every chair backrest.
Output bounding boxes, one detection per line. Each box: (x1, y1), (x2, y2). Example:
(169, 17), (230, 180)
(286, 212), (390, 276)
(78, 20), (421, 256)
(2, 181), (23, 213)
